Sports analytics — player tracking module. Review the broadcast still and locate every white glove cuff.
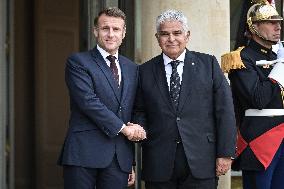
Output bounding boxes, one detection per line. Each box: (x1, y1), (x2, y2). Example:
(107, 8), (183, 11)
(268, 62), (284, 87)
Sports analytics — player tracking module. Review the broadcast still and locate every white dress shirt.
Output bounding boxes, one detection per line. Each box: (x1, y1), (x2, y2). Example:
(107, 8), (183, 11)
(97, 45), (122, 85)
(163, 50), (186, 91)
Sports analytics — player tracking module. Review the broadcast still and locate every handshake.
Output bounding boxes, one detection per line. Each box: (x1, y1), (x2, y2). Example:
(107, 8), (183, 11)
(121, 122), (147, 141)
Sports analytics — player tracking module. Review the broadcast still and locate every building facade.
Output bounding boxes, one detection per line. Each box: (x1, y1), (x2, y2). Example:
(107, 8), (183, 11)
(0, 0), (282, 189)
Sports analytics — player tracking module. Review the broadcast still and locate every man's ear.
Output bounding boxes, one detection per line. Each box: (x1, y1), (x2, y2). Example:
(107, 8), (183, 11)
(155, 33), (159, 40)
(122, 28), (126, 39)
(253, 23), (261, 31)
(186, 31), (190, 38)
(93, 27), (98, 38)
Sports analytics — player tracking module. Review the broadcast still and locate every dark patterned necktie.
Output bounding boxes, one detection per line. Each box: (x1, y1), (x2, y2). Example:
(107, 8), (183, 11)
(107, 55), (119, 86)
(170, 60), (181, 109)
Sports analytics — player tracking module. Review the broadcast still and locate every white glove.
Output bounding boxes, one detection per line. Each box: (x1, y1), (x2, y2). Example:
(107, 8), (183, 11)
(277, 41), (284, 60)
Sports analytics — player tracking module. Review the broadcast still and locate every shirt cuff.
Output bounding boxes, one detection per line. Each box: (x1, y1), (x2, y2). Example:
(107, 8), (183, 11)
(118, 124), (126, 134)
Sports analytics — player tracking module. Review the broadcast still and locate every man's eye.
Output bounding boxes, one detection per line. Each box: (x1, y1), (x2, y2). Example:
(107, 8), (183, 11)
(101, 27), (109, 31)
(159, 32), (170, 36)
(158, 31), (183, 37)
(113, 27), (120, 31)
(173, 31), (182, 36)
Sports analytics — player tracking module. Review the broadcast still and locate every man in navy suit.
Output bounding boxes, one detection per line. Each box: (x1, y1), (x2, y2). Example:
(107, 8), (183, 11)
(133, 10), (236, 189)
(58, 7), (146, 189)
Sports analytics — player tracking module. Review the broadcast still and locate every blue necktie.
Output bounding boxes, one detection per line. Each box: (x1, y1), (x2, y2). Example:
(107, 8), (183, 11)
(170, 60), (181, 109)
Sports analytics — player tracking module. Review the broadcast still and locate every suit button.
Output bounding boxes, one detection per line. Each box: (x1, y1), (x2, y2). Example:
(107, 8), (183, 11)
(119, 107), (122, 111)
(176, 117), (181, 121)
(175, 139), (181, 144)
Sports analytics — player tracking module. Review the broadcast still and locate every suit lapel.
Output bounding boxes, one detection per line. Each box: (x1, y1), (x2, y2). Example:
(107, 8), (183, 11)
(91, 48), (120, 102)
(119, 56), (129, 103)
(178, 50), (196, 112)
(153, 55), (176, 112)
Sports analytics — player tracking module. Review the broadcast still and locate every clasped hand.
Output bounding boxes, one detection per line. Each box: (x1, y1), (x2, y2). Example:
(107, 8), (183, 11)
(216, 157), (232, 176)
(121, 122), (146, 141)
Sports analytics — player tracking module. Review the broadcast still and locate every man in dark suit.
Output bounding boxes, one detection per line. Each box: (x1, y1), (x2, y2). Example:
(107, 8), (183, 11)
(223, 2), (284, 189)
(58, 7), (146, 189)
(133, 10), (236, 189)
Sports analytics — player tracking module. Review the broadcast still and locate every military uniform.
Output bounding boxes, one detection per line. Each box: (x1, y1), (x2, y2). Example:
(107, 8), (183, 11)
(228, 39), (284, 171)
(221, 3), (284, 188)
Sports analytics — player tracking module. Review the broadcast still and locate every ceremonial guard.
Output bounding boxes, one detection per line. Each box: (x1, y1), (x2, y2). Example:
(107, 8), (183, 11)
(222, 1), (284, 188)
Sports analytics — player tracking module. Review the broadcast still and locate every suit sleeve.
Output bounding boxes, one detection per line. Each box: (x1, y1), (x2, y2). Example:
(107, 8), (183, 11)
(211, 55), (237, 158)
(65, 55), (124, 138)
(132, 67), (148, 131)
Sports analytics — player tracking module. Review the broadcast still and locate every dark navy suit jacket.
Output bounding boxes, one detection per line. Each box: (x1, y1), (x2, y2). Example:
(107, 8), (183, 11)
(58, 47), (138, 173)
(133, 50), (237, 181)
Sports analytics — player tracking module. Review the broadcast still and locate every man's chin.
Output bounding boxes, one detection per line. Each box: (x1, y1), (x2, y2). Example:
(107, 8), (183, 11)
(270, 40), (279, 45)
(105, 46), (118, 53)
(265, 38), (279, 45)
(272, 36), (280, 43)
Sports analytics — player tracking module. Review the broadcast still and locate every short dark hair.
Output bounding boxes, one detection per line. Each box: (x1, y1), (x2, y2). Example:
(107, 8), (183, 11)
(94, 7), (126, 28)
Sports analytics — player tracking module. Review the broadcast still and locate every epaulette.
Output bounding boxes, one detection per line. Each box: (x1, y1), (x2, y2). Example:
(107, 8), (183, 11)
(221, 46), (246, 73)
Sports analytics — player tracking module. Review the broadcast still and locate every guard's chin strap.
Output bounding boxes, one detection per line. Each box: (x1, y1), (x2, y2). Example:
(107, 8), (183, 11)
(251, 25), (278, 45)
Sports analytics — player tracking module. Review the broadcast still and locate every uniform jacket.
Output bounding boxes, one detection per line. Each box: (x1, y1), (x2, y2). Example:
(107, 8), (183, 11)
(133, 49), (237, 181)
(58, 47), (138, 173)
(229, 40), (284, 171)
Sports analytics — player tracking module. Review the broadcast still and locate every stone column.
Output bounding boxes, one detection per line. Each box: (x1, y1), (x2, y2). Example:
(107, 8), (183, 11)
(137, 1), (231, 189)
(0, 0), (7, 188)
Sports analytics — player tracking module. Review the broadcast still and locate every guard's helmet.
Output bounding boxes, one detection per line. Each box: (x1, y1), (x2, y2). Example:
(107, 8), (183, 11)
(247, 3), (283, 34)
(246, 3), (282, 43)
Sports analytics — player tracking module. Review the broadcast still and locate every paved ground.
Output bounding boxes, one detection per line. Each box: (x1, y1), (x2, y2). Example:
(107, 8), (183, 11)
(231, 176), (242, 189)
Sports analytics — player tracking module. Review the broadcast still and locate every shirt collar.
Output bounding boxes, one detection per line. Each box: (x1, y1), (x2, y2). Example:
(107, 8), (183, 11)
(97, 45), (119, 60)
(163, 49), (186, 66)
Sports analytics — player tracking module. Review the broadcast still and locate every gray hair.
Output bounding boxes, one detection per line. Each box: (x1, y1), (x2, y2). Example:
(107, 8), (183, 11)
(156, 10), (189, 32)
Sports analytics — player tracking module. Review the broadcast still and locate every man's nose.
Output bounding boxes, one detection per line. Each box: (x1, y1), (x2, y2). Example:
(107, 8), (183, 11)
(168, 33), (175, 41)
(276, 22), (281, 30)
(108, 29), (114, 37)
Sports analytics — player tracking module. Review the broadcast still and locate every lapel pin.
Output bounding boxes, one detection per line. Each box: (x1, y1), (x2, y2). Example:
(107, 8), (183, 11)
(191, 62), (195, 66)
